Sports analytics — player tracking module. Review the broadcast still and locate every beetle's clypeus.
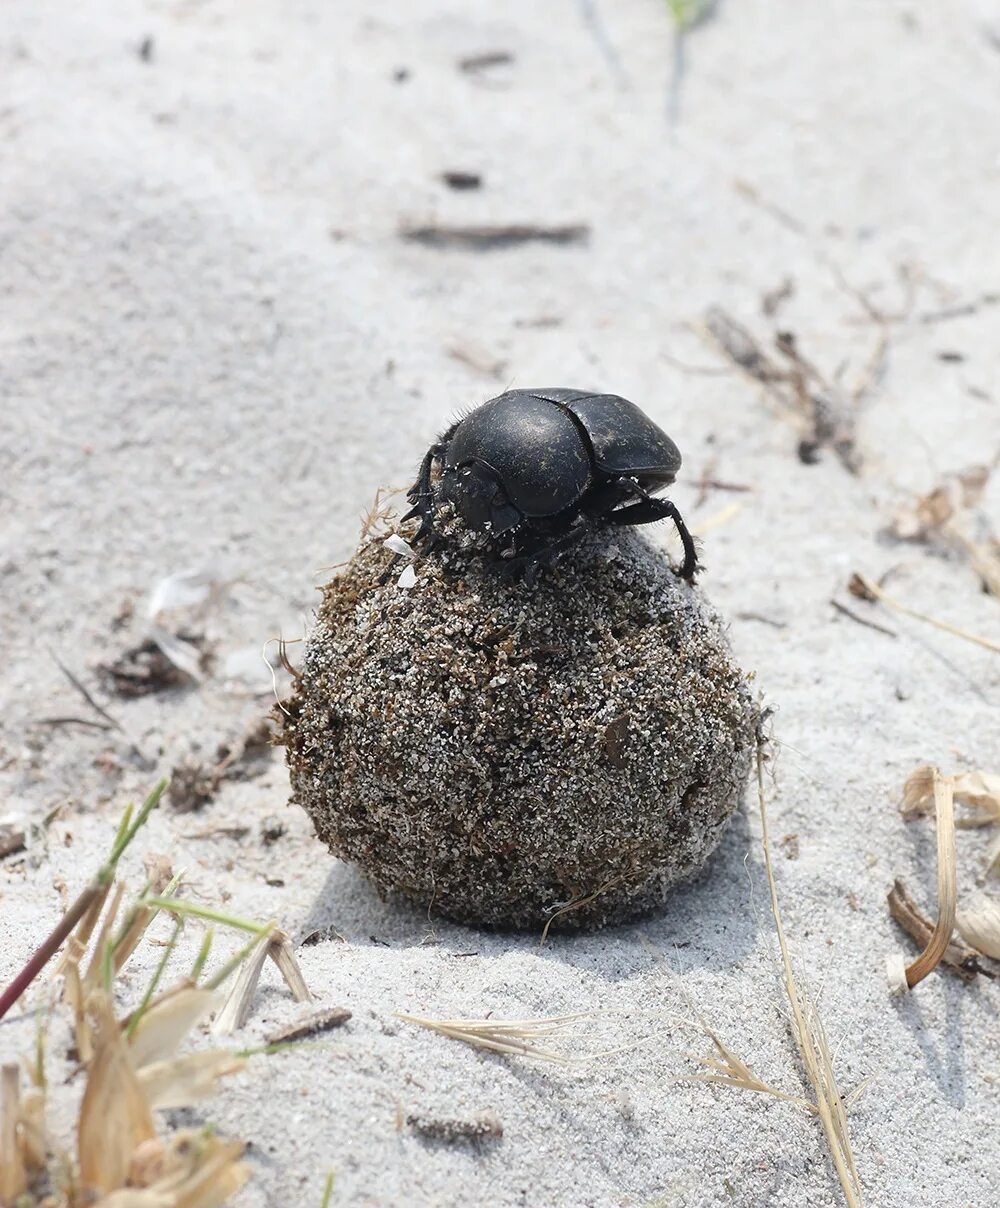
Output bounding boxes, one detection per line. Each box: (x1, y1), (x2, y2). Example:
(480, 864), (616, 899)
(404, 388), (698, 579)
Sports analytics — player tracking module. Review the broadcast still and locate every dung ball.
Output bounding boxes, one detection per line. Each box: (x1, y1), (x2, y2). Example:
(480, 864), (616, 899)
(282, 528), (758, 931)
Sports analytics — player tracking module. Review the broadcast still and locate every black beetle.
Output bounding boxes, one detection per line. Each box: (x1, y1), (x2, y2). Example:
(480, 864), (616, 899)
(404, 388), (698, 578)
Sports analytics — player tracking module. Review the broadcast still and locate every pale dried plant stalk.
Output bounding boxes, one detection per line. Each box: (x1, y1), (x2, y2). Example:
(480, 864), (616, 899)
(211, 927), (311, 1035)
(755, 744), (863, 1207)
(1, 1062), (27, 1202)
(890, 767), (958, 991)
(849, 573), (1000, 655)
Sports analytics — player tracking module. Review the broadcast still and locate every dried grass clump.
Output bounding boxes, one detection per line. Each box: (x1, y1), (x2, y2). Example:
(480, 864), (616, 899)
(0, 785), (311, 1208)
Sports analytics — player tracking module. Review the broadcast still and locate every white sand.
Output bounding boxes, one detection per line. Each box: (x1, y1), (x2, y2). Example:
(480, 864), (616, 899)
(2, 2), (1000, 1205)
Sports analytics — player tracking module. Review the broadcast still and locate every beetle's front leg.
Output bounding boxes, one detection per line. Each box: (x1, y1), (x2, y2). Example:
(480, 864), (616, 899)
(402, 422), (460, 543)
(606, 494), (699, 579)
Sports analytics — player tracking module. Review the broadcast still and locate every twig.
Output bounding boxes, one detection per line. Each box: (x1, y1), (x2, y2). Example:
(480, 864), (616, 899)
(829, 599), (897, 639)
(400, 224), (589, 250)
(50, 650), (150, 764)
(32, 716), (113, 732)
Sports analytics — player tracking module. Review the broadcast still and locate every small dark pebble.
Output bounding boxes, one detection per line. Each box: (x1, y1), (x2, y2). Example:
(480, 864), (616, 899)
(441, 170), (482, 191)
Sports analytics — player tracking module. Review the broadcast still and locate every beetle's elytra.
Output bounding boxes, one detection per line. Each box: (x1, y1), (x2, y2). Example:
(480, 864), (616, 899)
(404, 388), (698, 578)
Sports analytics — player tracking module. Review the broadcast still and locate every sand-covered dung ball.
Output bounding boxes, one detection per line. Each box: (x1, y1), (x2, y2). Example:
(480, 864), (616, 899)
(282, 528), (758, 931)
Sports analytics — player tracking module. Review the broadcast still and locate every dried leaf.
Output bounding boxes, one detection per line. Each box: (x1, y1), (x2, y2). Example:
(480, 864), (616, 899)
(901, 765), (937, 819)
(138, 1051), (246, 1110)
(950, 771), (1000, 826)
(79, 990), (157, 1193)
(889, 466), (990, 539)
(93, 1191), (174, 1207)
(956, 897), (1000, 960)
(901, 765), (1000, 827)
(18, 1085), (47, 1170)
(128, 987), (218, 1069)
(886, 878), (983, 983)
(151, 1134), (248, 1208)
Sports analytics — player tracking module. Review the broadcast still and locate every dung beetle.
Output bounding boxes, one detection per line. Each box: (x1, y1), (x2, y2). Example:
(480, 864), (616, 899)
(404, 388), (698, 578)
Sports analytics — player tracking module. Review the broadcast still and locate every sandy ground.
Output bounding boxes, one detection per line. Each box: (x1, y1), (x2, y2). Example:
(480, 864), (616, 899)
(3, 2), (1000, 1205)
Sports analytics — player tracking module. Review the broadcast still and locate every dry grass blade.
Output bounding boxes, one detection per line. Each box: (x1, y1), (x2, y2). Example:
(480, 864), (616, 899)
(211, 930), (273, 1036)
(685, 1028), (813, 1111)
(1, 1063), (27, 1202)
(78, 990), (157, 1194)
(396, 1012), (578, 1063)
(849, 573), (1000, 654)
(266, 1007), (351, 1045)
(893, 768), (958, 990)
(755, 742), (863, 1206)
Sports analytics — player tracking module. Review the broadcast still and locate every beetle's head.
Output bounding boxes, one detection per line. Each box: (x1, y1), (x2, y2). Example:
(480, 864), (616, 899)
(440, 460), (521, 536)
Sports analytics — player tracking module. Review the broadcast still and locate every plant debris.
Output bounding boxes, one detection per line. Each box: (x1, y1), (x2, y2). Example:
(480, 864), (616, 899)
(703, 306), (885, 474)
(889, 464), (1000, 595)
(168, 717), (276, 812)
(212, 928), (311, 1036)
(266, 1007), (352, 1045)
(405, 1111), (503, 1144)
(900, 765), (1000, 827)
(886, 766), (958, 992)
(399, 223), (590, 250)
(886, 879), (989, 983)
(848, 573), (1000, 655)
(100, 633), (210, 697)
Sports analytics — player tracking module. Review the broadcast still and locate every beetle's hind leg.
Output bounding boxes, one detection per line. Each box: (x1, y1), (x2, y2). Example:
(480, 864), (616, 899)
(606, 491), (699, 580)
(402, 421), (460, 544)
